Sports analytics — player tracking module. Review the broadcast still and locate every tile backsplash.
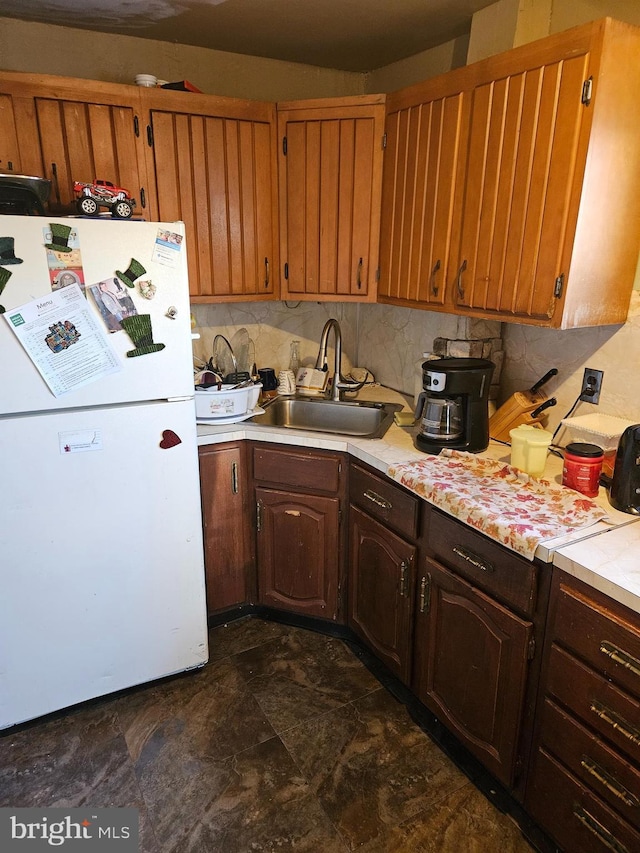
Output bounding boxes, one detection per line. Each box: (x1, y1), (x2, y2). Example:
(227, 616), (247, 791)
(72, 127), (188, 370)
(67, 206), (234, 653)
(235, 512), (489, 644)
(192, 289), (640, 436)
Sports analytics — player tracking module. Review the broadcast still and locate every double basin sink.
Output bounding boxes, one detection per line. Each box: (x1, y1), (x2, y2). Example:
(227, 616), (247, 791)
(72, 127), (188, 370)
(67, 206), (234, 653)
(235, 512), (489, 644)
(250, 396), (402, 440)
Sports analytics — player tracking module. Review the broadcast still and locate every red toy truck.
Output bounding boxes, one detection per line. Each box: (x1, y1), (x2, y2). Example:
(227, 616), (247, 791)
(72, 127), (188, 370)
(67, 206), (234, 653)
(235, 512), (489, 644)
(73, 179), (136, 218)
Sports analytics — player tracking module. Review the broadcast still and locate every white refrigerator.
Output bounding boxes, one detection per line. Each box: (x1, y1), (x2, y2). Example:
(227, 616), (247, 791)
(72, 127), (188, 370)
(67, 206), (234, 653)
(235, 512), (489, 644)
(0, 215), (209, 730)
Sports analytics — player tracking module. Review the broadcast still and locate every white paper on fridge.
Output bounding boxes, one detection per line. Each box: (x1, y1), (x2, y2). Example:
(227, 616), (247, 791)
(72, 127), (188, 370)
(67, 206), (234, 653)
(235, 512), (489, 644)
(3, 283), (122, 397)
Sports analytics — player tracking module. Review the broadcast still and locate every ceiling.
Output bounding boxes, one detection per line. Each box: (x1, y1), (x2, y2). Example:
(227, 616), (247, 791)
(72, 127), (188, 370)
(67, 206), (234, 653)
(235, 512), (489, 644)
(0, 0), (496, 72)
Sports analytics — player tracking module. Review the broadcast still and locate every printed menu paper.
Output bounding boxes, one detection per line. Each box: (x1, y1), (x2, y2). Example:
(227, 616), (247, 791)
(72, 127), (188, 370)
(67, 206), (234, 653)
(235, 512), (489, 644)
(3, 283), (122, 397)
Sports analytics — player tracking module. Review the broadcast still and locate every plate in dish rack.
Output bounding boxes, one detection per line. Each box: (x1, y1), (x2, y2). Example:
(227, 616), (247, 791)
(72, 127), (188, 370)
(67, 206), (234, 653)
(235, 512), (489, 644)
(196, 407), (265, 425)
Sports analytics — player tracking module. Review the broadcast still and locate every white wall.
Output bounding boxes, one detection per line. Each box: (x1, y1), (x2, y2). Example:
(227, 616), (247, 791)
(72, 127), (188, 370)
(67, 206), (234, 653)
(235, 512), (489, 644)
(0, 17), (364, 100)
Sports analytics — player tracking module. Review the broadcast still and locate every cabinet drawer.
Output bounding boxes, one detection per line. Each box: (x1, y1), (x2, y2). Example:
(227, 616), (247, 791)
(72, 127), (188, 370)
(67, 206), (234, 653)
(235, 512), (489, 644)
(554, 579), (640, 701)
(350, 463), (420, 540)
(252, 444), (341, 493)
(428, 510), (538, 617)
(539, 698), (640, 831)
(547, 644), (640, 765)
(527, 747), (640, 853)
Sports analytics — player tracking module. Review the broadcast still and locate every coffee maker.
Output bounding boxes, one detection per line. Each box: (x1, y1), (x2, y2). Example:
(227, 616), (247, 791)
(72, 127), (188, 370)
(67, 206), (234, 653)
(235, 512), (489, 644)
(414, 357), (495, 454)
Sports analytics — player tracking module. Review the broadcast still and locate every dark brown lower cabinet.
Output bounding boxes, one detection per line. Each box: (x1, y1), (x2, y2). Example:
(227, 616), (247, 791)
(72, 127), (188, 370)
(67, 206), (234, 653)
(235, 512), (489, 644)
(199, 442), (252, 614)
(252, 443), (346, 621)
(256, 486), (340, 618)
(413, 557), (533, 787)
(348, 504), (416, 683)
(526, 570), (640, 853)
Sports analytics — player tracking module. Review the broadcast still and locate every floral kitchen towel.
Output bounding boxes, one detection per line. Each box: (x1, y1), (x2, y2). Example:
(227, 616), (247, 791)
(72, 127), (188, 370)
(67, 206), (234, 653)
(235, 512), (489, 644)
(389, 449), (608, 559)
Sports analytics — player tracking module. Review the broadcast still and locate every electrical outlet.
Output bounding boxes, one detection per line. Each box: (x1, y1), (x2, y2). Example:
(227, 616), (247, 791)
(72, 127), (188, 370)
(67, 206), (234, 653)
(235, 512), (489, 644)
(579, 368), (604, 404)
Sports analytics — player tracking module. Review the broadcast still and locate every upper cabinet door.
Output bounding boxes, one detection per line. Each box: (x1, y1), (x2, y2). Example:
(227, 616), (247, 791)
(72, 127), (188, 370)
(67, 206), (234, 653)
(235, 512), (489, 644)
(451, 19), (640, 328)
(0, 73), (147, 217)
(378, 69), (472, 308)
(278, 96), (385, 302)
(454, 52), (589, 323)
(141, 91), (278, 301)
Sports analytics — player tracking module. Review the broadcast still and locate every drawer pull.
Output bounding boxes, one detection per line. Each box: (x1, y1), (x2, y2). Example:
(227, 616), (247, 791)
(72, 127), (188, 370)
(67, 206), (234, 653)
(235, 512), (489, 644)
(363, 489), (392, 511)
(600, 641), (640, 679)
(573, 805), (629, 853)
(590, 701), (640, 747)
(580, 756), (640, 809)
(231, 460), (239, 494)
(452, 545), (494, 573)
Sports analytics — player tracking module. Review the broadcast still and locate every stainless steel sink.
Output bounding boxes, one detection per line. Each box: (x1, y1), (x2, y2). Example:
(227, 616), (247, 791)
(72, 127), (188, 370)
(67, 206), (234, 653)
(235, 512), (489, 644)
(250, 396), (402, 439)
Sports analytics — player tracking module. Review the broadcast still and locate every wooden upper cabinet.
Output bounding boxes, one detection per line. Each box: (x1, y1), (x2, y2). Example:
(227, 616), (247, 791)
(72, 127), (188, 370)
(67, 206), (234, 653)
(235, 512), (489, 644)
(452, 18), (640, 328)
(140, 90), (278, 301)
(278, 96), (385, 301)
(378, 68), (472, 308)
(379, 18), (640, 328)
(0, 73), (147, 217)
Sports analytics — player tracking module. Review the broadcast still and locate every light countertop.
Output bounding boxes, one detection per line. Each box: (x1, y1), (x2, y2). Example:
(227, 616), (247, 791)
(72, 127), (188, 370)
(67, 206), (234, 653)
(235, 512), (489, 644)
(196, 384), (640, 610)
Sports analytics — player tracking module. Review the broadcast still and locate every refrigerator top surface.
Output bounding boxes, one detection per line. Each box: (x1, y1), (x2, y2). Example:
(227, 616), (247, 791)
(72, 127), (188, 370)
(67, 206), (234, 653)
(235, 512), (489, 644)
(0, 216), (194, 416)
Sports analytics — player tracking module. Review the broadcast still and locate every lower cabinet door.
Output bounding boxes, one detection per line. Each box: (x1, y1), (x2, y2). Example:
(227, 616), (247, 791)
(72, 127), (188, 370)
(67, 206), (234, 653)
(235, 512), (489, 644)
(256, 487), (340, 619)
(199, 443), (251, 614)
(348, 505), (415, 683)
(415, 557), (533, 786)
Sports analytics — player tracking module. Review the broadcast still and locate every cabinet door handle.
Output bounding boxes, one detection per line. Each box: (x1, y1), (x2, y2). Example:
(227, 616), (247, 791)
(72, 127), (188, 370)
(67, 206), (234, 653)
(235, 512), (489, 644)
(140, 187), (146, 209)
(590, 700), (640, 747)
(573, 805), (629, 853)
(454, 259), (467, 299)
(231, 461), (238, 495)
(580, 755), (640, 809)
(356, 257), (363, 289)
(452, 545), (494, 573)
(600, 641), (640, 679)
(430, 259), (441, 296)
(419, 574), (431, 613)
(363, 489), (391, 510)
(399, 561), (408, 597)
(264, 257), (270, 288)
(51, 162), (61, 206)
(256, 500), (263, 533)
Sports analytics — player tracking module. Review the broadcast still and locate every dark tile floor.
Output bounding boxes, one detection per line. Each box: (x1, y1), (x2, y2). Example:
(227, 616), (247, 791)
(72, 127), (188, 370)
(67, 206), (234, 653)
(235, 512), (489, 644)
(0, 617), (536, 852)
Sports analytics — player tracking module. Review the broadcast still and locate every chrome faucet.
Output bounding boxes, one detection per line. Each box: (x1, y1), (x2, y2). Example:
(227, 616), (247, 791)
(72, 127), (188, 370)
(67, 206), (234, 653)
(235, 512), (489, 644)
(314, 318), (355, 401)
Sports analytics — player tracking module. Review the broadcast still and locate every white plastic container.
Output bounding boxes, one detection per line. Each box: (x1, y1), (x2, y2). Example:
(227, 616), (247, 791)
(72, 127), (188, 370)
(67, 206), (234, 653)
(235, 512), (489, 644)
(560, 413), (635, 453)
(509, 424), (553, 477)
(194, 383), (261, 419)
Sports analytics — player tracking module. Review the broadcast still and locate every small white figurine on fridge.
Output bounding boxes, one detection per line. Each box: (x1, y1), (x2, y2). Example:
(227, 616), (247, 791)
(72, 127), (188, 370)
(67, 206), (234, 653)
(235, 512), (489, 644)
(0, 215), (208, 730)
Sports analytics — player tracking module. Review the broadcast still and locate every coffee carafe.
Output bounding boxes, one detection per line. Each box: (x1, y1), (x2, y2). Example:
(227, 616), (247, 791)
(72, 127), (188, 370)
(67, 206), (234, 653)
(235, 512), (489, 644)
(414, 357), (495, 454)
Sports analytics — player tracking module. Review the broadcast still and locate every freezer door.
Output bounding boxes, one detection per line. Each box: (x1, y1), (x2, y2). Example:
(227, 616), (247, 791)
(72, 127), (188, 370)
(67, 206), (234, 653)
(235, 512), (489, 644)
(0, 398), (208, 729)
(0, 216), (194, 416)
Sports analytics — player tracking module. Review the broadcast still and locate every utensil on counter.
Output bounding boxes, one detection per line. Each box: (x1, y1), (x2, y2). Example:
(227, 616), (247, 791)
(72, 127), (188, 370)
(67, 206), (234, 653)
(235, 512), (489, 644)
(489, 368), (558, 442)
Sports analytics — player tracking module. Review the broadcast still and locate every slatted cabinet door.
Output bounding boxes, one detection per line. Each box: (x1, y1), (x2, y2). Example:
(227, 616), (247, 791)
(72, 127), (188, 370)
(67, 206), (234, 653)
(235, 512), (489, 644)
(453, 52), (589, 322)
(278, 96), (385, 301)
(378, 68), (472, 308)
(0, 72), (147, 217)
(35, 98), (146, 215)
(142, 91), (278, 301)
